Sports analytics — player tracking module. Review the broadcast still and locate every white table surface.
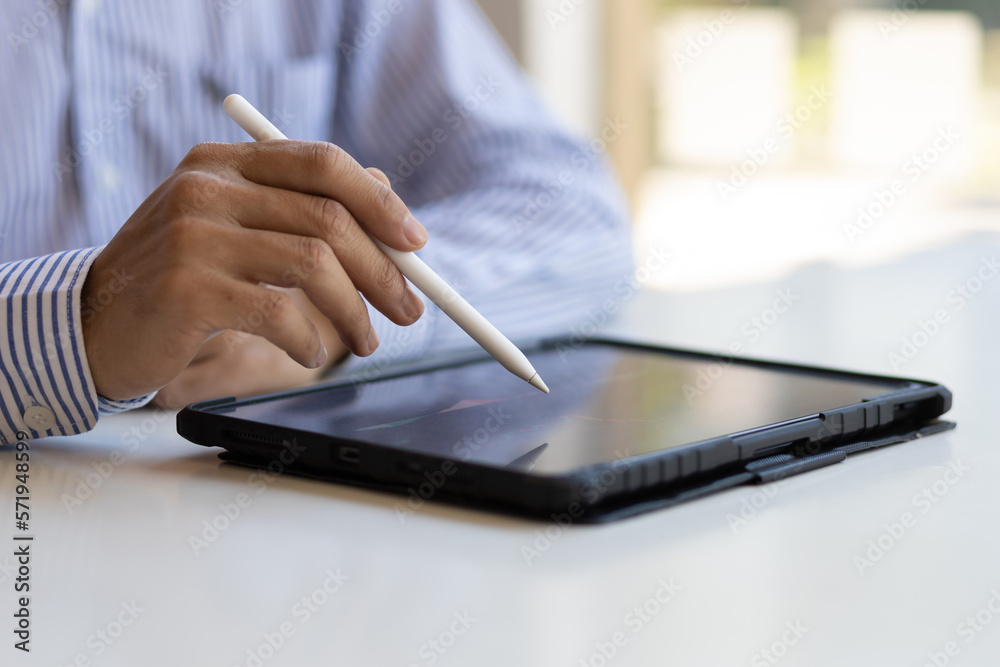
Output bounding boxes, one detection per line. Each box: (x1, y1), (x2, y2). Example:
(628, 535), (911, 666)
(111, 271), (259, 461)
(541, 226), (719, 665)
(3, 232), (998, 667)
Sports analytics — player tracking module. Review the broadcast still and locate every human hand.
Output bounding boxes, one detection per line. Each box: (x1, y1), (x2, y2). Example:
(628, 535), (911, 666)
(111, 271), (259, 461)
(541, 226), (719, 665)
(82, 142), (426, 402)
(151, 288), (350, 409)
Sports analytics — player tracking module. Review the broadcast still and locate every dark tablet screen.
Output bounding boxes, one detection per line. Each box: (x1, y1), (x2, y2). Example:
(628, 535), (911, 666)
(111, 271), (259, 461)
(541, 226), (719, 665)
(215, 343), (914, 474)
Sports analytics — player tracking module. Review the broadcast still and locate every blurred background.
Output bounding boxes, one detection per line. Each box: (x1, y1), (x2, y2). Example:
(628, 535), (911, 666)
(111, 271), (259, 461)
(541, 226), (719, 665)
(476, 0), (1000, 291)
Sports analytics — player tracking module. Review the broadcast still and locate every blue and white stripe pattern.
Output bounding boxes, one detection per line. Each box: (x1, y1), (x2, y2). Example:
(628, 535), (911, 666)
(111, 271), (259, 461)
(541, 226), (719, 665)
(0, 0), (633, 444)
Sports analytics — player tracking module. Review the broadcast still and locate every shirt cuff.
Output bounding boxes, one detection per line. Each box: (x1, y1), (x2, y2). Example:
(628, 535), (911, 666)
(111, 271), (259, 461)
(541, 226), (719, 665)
(97, 394), (157, 415)
(0, 248), (154, 445)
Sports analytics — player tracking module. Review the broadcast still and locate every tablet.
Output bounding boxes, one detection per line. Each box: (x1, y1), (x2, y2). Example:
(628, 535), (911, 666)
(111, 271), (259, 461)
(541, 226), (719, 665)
(177, 338), (954, 521)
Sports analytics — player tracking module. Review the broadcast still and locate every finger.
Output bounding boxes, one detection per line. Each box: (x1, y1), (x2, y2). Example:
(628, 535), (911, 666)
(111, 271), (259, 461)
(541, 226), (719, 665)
(188, 332), (230, 365)
(208, 278), (330, 369)
(367, 167), (391, 187)
(154, 340), (319, 408)
(154, 371), (212, 410)
(206, 224), (379, 355)
(363, 168), (424, 322)
(154, 359), (254, 409)
(223, 141), (428, 251)
(210, 182), (422, 326)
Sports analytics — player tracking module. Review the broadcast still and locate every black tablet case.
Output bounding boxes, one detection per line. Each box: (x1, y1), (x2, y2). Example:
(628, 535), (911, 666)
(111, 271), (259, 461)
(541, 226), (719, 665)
(204, 420), (955, 523)
(177, 339), (955, 523)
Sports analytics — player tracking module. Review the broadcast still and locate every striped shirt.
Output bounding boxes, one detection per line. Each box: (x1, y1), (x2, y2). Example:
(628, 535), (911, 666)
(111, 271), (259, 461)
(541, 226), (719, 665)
(0, 0), (633, 445)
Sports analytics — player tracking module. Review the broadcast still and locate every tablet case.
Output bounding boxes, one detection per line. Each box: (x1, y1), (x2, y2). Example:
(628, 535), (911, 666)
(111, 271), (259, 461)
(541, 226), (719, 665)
(178, 338), (955, 523)
(208, 419), (954, 523)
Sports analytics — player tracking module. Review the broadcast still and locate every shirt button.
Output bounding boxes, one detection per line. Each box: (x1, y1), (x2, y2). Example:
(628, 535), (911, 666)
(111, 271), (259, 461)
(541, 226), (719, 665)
(23, 405), (56, 432)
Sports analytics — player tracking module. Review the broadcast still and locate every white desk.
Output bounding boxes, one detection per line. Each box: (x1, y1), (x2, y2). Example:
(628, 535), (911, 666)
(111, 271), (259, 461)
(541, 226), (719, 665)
(3, 233), (998, 666)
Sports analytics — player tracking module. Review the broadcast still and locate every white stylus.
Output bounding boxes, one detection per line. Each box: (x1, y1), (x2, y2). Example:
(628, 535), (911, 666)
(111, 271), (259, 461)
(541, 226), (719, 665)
(223, 94), (549, 394)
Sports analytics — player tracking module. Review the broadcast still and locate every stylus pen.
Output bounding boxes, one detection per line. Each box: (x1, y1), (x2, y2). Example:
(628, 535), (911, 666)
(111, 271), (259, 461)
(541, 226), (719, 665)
(223, 94), (550, 394)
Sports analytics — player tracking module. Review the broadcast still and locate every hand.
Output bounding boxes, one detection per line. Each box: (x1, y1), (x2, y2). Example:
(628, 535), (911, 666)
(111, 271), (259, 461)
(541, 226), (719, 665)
(82, 141), (426, 402)
(151, 288), (350, 409)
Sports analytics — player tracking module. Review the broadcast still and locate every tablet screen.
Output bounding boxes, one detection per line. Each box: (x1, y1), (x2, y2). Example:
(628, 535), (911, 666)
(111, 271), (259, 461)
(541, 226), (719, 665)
(218, 343), (913, 474)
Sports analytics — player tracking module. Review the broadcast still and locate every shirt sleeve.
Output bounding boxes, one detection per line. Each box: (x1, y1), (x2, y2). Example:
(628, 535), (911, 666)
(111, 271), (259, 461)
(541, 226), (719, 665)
(331, 0), (635, 376)
(0, 248), (153, 445)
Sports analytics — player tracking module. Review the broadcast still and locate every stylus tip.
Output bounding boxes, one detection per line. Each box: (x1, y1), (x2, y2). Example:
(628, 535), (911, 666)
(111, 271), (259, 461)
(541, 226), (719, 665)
(528, 373), (549, 394)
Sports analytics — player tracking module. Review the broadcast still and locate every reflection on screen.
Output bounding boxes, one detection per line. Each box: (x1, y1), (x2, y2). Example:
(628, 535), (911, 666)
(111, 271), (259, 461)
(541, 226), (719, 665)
(220, 344), (910, 474)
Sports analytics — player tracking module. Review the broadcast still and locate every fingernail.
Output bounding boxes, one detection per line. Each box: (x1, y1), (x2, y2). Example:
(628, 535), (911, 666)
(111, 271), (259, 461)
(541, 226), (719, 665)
(367, 327), (380, 354)
(314, 343), (329, 369)
(403, 290), (424, 320)
(403, 213), (428, 246)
